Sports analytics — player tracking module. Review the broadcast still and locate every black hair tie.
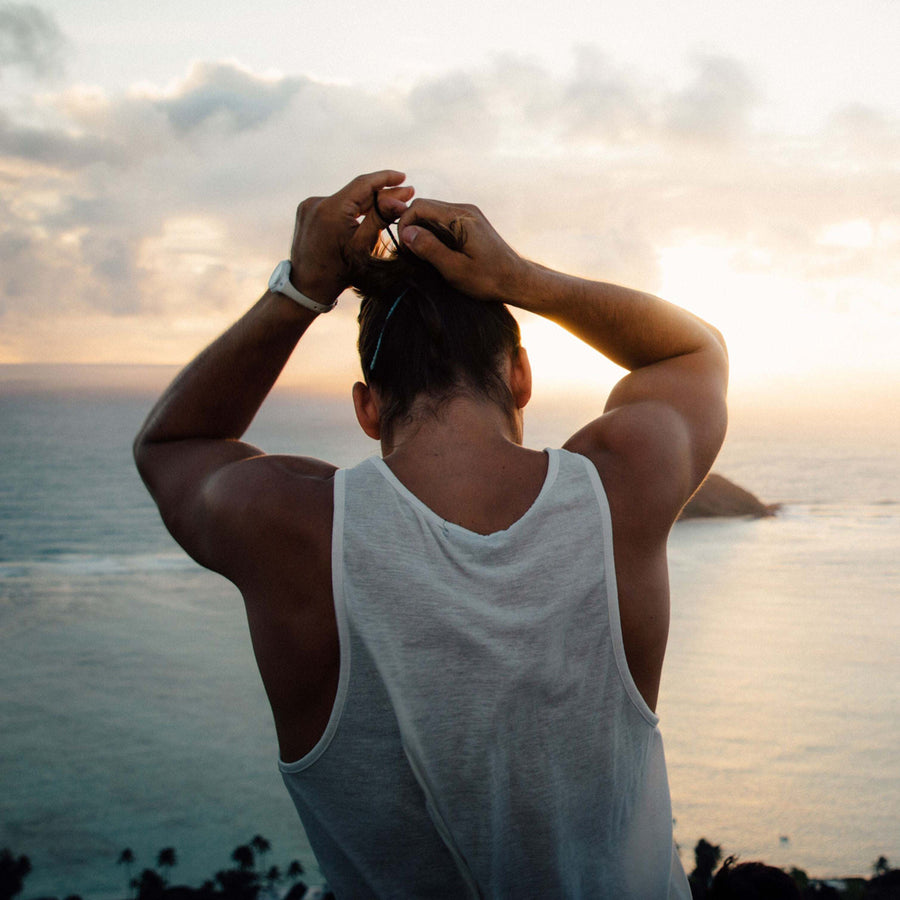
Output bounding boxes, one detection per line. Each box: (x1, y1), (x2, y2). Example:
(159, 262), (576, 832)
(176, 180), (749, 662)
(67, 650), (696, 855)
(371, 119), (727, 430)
(372, 190), (400, 251)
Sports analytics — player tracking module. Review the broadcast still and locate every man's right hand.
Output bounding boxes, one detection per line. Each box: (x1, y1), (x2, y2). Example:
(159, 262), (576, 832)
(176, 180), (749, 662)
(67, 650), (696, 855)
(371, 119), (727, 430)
(397, 199), (531, 305)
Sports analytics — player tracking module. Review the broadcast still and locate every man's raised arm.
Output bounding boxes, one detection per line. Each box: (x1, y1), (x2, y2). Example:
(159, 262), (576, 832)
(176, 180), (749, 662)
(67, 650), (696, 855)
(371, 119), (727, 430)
(397, 198), (728, 528)
(133, 170), (413, 576)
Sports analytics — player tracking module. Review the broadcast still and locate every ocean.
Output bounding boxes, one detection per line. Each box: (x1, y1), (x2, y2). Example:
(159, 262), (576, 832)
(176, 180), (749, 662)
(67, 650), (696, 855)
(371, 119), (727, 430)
(0, 385), (897, 898)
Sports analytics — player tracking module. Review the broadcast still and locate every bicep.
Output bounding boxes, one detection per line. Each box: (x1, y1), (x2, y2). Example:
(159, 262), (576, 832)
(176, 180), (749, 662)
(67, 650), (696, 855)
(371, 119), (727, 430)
(136, 440), (333, 581)
(135, 437), (263, 563)
(605, 345), (728, 489)
(200, 457), (335, 591)
(565, 346), (728, 527)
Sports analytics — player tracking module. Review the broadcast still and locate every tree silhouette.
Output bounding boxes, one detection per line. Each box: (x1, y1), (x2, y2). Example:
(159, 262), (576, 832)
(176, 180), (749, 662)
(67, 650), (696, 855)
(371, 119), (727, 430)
(156, 847), (177, 879)
(249, 836), (270, 879)
(286, 860), (304, 880)
(789, 867), (809, 891)
(117, 849), (136, 898)
(132, 868), (166, 900)
(231, 844), (255, 872)
(215, 868), (259, 900)
(0, 849), (32, 900)
(866, 868), (900, 900)
(873, 856), (890, 876)
(689, 838), (722, 898)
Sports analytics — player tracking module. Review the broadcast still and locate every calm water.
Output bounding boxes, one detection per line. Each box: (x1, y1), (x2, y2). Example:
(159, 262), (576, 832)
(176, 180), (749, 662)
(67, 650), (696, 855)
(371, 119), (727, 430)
(0, 389), (897, 897)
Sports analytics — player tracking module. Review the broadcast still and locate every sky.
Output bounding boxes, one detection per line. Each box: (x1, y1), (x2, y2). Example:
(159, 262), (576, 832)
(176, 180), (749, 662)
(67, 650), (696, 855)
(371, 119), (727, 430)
(0, 0), (898, 399)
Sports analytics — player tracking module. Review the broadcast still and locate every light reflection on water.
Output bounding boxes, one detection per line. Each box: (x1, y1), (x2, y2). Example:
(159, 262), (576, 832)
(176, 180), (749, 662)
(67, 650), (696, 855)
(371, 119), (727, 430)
(1, 391), (897, 893)
(662, 509), (898, 876)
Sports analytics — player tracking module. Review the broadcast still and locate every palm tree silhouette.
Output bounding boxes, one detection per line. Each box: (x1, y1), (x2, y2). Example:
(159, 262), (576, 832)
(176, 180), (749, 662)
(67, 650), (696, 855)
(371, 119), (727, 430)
(249, 836), (270, 872)
(264, 865), (281, 896)
(132, 868), (166, 900)
(286, 860), (304, 881)
(156, 847), (177, 880)
(689, 837), (722, 897)
(231, 845), (255, 872)
(218, 846), (260, 900)
(117, 849), (135, 898)
(0, 849), (32, 900)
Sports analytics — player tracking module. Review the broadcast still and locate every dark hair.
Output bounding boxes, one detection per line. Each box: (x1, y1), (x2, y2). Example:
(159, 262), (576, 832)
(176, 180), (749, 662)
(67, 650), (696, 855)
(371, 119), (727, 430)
(352, 222), (521, 442)
(707, 858), (801, 900)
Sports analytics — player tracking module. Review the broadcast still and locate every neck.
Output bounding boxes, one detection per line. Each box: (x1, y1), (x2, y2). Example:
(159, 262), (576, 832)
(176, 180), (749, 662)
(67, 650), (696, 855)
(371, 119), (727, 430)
(381, 394), (523, 460)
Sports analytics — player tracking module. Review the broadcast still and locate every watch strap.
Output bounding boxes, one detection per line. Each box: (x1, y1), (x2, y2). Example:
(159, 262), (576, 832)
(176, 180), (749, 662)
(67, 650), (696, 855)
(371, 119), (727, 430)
(269, 261), (337, 314)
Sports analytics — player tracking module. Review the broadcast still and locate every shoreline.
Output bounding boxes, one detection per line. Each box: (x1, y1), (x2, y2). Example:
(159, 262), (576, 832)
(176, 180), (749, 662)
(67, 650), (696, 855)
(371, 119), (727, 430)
(6, 838), (896, 900)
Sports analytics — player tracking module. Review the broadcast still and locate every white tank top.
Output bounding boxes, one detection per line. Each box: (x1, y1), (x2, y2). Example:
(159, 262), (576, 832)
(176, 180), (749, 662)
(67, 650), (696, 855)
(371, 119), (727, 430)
(280, 448), (690, 899)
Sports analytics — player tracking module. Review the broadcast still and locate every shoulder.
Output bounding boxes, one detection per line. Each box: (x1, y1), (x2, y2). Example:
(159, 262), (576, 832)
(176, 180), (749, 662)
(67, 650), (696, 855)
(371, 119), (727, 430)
(563, 343), (728, 538)
(201, 454), (338, 590)
(564, 401), (696, 541)
(204, 453), (337, 500)
(203, 453), (337, 523)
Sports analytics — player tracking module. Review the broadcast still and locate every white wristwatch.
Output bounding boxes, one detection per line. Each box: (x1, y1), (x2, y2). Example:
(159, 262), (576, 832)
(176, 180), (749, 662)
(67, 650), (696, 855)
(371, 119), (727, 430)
(268, 260), (337, 313)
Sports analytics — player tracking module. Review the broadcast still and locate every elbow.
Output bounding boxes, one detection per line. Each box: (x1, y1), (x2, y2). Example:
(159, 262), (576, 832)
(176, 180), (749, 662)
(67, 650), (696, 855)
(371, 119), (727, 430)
(704, 323), (729, 359)
(133, 405), (162, 483)
(132, 428), (159, 489)
(132, 428), (149, 476)
(704, 325), (729, 391)
(133, 442), (152, 493)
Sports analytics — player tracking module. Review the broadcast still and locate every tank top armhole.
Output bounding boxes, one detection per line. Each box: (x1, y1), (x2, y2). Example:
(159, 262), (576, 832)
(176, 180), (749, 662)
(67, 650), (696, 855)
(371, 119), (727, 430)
(278, 468), (352, 773)
(576, 453), (660, 728)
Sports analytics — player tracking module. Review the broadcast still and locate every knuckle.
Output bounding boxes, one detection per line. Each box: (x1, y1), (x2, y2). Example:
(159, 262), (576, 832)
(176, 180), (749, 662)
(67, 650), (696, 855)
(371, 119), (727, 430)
(298, 196), (321, 216)
(350, 174), (367, 189)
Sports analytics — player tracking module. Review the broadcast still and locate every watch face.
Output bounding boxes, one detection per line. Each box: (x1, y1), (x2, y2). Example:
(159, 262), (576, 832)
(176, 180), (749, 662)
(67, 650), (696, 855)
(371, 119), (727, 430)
(269, 259), (290, 290)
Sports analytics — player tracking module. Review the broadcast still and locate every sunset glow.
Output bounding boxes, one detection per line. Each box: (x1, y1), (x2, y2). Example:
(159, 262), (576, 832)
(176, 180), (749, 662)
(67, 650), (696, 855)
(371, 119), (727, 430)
(0, 0), (897, 399)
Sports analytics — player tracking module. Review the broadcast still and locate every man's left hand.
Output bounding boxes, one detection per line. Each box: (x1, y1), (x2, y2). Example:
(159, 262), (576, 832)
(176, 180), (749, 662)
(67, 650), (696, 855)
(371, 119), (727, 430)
(288, 170), (414, 306)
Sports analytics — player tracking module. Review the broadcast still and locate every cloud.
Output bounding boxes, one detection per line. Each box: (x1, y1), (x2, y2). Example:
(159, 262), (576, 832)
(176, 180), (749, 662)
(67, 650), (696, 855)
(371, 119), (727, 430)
(402, 49), (756, 150)
(826, 102), (900, 162)
(0, 111), (125, 168)
(0, 49), (897, 371)
(665, 53), (757, 140)
(0, 2), (65, 78)
(560, 47), (653, 142)
(155, 61), (305, 134)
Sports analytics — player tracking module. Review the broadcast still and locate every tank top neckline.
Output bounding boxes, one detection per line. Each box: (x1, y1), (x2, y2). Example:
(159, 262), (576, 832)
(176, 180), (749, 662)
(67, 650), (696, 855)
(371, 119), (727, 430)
(367, 449), (560, 540)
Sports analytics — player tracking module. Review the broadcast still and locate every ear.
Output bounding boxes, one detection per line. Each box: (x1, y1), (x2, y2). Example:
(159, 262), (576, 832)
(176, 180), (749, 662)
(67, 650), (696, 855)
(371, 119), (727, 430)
(510, 346), (532, 410)
(352, 381), (382, 440)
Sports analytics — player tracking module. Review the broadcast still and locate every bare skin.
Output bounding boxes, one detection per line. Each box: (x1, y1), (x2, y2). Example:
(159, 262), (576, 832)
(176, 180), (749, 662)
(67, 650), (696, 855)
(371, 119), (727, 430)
(134, 172), (728, 762)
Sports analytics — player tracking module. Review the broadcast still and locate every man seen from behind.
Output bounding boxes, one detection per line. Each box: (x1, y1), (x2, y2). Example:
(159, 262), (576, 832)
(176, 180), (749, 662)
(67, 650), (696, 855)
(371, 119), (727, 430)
(134, 169), (728, 898)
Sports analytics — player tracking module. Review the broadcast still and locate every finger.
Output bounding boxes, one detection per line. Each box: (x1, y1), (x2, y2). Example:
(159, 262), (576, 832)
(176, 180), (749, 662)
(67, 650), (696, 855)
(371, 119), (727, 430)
(341, 170), (407, 208)
(359, 186), (415, 253)
(399, 223), (462, 276)
(353, 210), (387, 251)
(374, 185), (415, 221)
(396, 198), (467, 232)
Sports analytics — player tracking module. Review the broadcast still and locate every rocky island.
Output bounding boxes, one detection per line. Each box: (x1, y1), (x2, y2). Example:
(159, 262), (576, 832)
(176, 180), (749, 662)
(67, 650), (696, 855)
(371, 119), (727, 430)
(679, 473), (779, 520)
